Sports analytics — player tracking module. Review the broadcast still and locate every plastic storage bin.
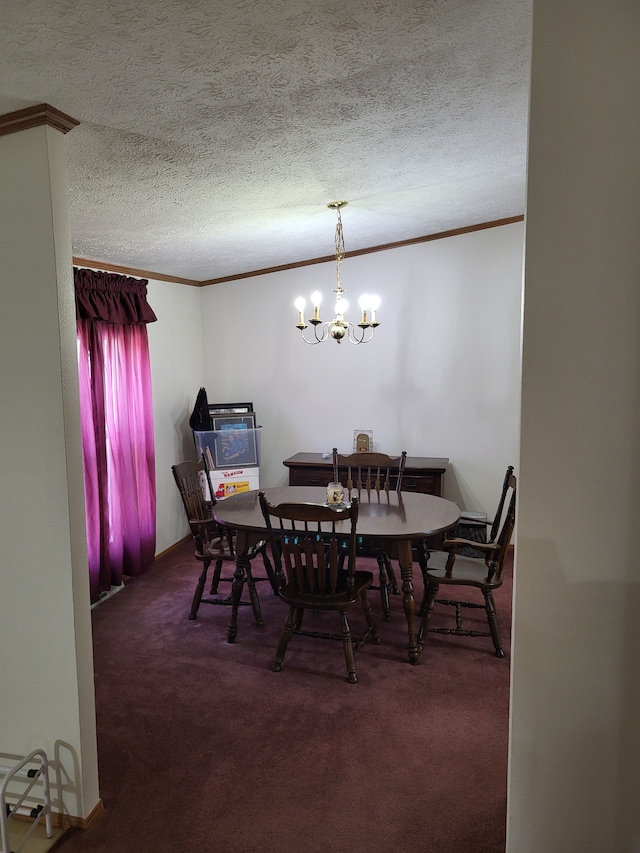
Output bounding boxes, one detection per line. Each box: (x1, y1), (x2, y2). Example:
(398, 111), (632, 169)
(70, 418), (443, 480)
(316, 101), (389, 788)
(193, 426), (262, 499)
(193, 426), (262, 470)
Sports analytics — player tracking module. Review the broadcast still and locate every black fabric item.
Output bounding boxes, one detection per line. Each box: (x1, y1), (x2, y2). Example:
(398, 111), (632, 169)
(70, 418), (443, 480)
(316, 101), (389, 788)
(449, 520), (488, 557)
(189, 387), (211, 430)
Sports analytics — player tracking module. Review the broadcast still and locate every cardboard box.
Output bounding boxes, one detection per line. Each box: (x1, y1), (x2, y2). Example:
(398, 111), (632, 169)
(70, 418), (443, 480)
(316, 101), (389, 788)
(215, 467), (259, 481)
(201, 469), (260, 500)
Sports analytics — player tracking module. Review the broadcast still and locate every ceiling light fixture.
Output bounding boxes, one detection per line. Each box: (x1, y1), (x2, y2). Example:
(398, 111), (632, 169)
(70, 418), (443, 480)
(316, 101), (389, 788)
(294, 201), (380, 345)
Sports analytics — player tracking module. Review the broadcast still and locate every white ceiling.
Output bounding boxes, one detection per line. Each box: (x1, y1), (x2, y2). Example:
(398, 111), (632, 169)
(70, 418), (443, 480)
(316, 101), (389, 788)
(0, 0), (532, 283)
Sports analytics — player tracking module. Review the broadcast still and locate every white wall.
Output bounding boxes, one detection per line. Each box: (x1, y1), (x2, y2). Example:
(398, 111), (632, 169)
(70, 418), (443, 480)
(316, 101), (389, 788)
(508, 1), (640, 850)
(0, 125), (98, 819)
(146, 279), (204, 554)
(199, 222), (523, 516)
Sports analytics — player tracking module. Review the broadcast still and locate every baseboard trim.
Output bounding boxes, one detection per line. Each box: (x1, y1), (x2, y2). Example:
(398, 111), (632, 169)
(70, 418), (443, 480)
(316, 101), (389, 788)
(55, 798), (104, 830)
(155, 535), (191, 561)
(12, 799), (105, 831)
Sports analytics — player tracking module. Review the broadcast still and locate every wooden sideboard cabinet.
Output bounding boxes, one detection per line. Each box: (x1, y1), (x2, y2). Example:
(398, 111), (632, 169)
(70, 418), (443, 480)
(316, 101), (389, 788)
(283, 452), (448, 496)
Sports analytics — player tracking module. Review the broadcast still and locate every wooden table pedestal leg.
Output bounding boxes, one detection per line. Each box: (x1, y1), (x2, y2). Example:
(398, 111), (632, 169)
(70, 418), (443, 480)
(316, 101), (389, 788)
(244, 562), (264, 628)
(396, 540), (420, 665)
(227, 530), (264, 643)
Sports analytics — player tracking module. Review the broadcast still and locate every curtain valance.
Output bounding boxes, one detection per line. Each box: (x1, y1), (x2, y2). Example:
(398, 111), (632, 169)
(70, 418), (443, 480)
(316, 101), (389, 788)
(74, 268), (157, 325)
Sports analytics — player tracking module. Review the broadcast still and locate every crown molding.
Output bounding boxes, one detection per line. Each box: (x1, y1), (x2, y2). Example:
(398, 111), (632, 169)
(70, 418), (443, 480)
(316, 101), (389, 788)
(199, 216), (525, 286)
(0, 103), (80, 138)
(74, 215), (524, 287)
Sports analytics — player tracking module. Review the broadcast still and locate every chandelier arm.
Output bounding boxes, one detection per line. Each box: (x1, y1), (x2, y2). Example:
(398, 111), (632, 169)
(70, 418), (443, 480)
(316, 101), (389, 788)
(345, 322), (377, 345)
(299, 322), (331, 345)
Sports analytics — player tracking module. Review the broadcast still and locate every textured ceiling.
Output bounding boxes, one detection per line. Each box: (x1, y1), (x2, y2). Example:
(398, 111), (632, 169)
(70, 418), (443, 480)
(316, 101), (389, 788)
(0, 0), (532, 282)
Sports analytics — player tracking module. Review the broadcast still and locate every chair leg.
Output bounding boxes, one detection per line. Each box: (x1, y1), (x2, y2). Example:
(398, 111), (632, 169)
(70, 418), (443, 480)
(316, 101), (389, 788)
(484, 590), (505, 658)
(272, 606), (297, 672)
(261, 546), (278, 593)
(209, 559), (223, 594)
(227, 560), (245, 643)
(376, 553), (392, 622)
(243, 562), (264, 627)
(339, 610), (358, 684)
(416, 541), (429, 615)
(418, 582), (429, 620)
(385, 556), (400, 596)
(360, 591), (381, 645)
(189, 558), (210, 620)
(417, 581), (439, 646)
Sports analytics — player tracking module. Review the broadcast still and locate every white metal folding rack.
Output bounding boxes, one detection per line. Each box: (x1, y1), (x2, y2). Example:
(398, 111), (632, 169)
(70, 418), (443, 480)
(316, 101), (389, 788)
(0, 750), (53, 853)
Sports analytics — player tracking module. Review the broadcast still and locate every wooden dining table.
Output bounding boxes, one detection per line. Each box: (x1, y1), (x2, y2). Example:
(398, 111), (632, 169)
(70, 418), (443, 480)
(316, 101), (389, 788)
(213, 485), (460, 664)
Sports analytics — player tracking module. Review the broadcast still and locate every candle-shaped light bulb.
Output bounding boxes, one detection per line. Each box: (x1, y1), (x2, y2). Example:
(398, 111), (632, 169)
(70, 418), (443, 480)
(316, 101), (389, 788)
(369, 294), (381, 324)
(295, 296), (306, 326)
(311, 290), (322, 322)
(335, 296), (348, 317)
(359, 293), (371, 324)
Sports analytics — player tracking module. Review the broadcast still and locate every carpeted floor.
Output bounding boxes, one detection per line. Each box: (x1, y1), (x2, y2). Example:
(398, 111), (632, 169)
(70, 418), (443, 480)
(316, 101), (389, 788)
(53, 541), (512, 853)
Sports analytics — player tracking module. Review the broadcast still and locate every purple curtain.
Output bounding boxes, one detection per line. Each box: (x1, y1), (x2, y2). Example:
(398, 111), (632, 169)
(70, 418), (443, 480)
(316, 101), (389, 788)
(75, 268), (157, 602)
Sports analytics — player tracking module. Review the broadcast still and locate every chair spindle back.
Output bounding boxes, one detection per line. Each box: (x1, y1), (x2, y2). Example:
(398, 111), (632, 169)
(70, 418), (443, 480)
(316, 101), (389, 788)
(332, 448), (407, 497)
(259, 493), (360, 599)
(486, 471), (516, 583)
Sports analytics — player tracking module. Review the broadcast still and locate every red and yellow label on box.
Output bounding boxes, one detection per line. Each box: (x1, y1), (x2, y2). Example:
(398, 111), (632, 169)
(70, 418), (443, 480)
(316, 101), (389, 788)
(214, 480), (251, 499)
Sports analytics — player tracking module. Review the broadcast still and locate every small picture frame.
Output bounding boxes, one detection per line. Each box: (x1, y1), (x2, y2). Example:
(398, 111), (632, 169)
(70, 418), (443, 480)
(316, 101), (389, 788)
(208, 401), (254, 416)
(212, 414), (258, 468)
(353, 430), (374, 452)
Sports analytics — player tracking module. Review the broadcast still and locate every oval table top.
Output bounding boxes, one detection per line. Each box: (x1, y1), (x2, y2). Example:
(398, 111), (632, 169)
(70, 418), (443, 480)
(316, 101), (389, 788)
(213, 485), (460, 541)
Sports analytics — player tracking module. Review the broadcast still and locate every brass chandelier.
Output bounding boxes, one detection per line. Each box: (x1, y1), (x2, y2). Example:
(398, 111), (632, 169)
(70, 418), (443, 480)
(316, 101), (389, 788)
(294, 201), (380, 345)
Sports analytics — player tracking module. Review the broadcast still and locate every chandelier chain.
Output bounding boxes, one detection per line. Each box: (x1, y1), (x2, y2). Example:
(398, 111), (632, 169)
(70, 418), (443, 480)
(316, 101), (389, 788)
(334, 207), (345, 291)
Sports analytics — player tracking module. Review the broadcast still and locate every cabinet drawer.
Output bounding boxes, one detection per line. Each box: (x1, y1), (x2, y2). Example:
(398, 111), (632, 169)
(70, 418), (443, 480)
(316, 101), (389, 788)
(401, 476), (438, 495)
(288, 465), (442, 496)
(289, 467), (334, 487)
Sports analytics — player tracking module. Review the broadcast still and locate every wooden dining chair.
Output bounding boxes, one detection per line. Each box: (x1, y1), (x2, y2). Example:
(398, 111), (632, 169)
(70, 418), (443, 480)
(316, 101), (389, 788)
(332, 448), (407, 621)
(258, 492), (380, 683)
(172, 459), (275, 626)
(417, 469), (516, 657)
(417, 464), (515, 574)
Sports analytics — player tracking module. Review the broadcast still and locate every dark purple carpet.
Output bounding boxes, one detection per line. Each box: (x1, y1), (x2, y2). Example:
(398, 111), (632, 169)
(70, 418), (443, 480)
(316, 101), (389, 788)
(54, 542), (512, 853)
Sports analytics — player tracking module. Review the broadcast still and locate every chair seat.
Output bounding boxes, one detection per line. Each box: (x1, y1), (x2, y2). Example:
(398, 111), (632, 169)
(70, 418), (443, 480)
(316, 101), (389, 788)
(202, 535), (268, 562)
(278, 570), (375, 609)
(424, 551), (500, 589)
(201, 536), (234, 560)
